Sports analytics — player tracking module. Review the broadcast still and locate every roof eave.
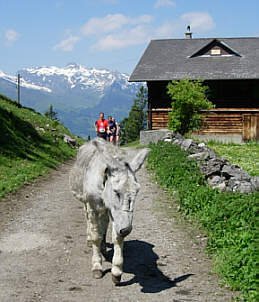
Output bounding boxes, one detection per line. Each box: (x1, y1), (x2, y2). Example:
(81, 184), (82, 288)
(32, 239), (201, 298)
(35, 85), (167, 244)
(129, 76), (259, 82)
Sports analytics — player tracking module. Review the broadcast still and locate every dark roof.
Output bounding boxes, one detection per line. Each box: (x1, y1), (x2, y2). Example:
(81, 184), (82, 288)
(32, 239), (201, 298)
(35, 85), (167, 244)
(129, 37), (259, 82)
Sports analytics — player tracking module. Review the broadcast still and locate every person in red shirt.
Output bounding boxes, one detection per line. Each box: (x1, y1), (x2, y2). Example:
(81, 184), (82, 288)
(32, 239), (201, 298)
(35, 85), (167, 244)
(94, 112), (110, 140)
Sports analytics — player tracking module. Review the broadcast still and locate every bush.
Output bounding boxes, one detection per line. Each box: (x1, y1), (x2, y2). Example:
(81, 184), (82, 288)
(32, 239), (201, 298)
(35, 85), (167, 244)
(119, 86), (147, 145)
(147, 141), (258, 301)
(167, 79), (214, 135)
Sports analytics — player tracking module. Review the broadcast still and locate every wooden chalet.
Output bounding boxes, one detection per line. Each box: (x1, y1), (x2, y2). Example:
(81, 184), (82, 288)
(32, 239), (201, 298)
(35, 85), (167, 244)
(129, 33), (259, 142)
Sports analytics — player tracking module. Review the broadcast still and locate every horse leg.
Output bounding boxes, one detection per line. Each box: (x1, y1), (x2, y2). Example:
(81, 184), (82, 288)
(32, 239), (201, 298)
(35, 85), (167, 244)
(87, 207), (103, 279)
(99, 209), (109, 255)
(111, 223), (124, 284)
(84, 203), (92, 247)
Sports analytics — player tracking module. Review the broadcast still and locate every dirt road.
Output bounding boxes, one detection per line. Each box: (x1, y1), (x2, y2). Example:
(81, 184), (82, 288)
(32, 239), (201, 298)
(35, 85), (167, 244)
(0, 158), (235, 302)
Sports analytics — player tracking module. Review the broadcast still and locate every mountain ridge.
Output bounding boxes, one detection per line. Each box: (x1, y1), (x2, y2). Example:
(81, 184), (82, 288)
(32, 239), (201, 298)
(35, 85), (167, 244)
(0, 64), (141, 137)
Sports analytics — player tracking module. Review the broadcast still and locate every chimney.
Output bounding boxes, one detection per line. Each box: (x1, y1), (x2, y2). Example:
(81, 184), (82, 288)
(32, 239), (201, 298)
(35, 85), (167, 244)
(185, 25), (192, 39)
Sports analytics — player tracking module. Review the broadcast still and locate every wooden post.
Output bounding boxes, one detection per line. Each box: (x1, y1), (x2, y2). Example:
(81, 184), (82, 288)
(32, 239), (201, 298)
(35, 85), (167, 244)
(147, 82), (152, 130)
(17, 73), (21, 104)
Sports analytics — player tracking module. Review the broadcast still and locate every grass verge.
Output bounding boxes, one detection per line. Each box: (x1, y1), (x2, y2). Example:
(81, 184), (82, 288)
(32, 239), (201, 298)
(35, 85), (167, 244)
(0, 94), (83, 200)
(121, 140), (145, 149)
(207, 141), (259, 176)
(147, 141), (258, 302)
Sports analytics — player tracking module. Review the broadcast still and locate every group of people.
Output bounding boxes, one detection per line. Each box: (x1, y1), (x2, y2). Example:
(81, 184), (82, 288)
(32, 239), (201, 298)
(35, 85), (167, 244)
(94, 112), (120, 145)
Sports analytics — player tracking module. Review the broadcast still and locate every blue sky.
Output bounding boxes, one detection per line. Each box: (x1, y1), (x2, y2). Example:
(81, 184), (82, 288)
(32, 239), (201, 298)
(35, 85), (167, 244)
(0, 0), (258, 75)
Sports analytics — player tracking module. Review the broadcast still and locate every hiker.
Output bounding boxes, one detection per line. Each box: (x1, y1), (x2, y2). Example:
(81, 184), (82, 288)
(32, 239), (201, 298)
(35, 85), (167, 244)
(113, 117), (120, 146)
(94, 112), (110, 140)
(107, 116), (116, 144)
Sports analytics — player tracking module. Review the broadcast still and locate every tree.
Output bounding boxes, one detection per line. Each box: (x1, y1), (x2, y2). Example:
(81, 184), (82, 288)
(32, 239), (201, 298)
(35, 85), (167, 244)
(119, 86), (147, 145)
(167, 79), (214, 135)
(44, 104), (59, 121)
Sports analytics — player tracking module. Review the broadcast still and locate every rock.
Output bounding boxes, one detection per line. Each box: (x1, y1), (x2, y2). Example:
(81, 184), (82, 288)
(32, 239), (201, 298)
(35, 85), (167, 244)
(213, 182), (227, 192)
(221, 165), (251, 181)
(181, 139), (193, 151)
(188, 141), (200, 154)
(162, 132), (175, 140)
(174, 133), (184, 140)
(172, 138), (182, 145)
(198, 142), (206, 148)
(226, 178), (240, 192)
(200, 158), (226, 177)
(140, 129), (174, 145)
(188, 151), (210, 161)
(227, 178), (253, 193)
(207, 175), (227, 191)
(207, 175), (222, 186)
(35, 126), (45, 132)
(63, 134), (76, 147)
(207, 149), (217, 159)
(172, 134), (184, 145)
(238, 182), (253, 193)
(251, 176), (259, 191)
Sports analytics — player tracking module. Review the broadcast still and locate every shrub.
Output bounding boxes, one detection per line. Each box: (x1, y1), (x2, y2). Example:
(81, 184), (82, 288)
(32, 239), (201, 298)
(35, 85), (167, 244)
(167, 79), (214, 135)
(147, 141), (258, 301)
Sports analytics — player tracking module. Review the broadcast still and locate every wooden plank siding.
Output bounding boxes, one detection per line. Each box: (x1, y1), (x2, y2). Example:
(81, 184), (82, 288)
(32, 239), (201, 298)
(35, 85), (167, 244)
(149, 108), (259, 140)
(150, 109), (170, 130)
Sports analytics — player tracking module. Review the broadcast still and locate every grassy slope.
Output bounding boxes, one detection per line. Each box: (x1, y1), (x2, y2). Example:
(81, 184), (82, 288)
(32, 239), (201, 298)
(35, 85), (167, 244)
(147, 142), (258, 302)
(207, 141), (259, 176)
(0, 94), (81, 200)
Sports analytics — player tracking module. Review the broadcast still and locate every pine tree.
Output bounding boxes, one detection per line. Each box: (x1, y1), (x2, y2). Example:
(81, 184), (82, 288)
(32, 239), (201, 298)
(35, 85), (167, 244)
(120, 86), (147, 145)
(44, 104), (59, 121)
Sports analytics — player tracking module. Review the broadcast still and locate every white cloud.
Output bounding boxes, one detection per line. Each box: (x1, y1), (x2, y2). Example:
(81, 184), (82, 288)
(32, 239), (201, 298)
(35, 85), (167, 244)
(180, 12), (215, 32)
(154, 11), (215, 39)
(5, 29), (19, 44)
(155, 22), (175, 37)
(91, 25), (152, 51)
(102, 0), (119, 3)
(53, 35), (80, 51)
(154, 0), (176, 9)
(53, 11), (215, 53)
(81, 14), (128, 36)
(81, 14), (152, 36)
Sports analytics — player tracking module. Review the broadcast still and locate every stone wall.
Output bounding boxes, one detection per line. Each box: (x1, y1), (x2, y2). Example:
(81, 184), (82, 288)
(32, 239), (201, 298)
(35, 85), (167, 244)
(146, 130), (258, 194)
(140, 129), (172, 145)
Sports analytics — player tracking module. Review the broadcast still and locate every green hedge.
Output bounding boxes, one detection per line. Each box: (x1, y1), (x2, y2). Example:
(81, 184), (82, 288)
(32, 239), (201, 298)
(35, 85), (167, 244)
(147, 141), (258, 301)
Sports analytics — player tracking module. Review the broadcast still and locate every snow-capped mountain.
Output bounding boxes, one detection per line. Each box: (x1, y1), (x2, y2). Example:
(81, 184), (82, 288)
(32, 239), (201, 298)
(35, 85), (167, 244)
(20, 63), (137, 96)
(0, 63), (142, 137)
(0, 70), (51, 93)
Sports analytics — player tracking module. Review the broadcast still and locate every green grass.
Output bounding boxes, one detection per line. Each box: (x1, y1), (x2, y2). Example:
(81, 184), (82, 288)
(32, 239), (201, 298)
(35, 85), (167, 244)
(147, 141), (258, 302)
(207, 141), (259, 176)
(121, 140), (144, 149)
(0, 94), (83, 200)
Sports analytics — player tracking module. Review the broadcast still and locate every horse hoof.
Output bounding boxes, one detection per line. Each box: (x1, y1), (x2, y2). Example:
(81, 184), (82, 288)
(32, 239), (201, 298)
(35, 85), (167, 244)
(92, 270), (103, 279)
(112, 274), (121, 285)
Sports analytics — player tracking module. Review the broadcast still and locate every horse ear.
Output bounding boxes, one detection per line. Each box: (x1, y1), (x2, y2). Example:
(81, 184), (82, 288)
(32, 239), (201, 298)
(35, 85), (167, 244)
(129, 148), (150, 172)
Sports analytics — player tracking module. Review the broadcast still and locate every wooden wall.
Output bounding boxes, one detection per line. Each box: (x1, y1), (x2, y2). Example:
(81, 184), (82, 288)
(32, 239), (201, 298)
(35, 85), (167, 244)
(148, 108), (259, 141)
(147, 79), (259, 140)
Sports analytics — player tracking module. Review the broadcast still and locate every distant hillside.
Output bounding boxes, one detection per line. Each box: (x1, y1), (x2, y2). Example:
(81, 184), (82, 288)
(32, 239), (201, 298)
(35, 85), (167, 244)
(0, 64), (141, 138)
(0, 94), (82, 200)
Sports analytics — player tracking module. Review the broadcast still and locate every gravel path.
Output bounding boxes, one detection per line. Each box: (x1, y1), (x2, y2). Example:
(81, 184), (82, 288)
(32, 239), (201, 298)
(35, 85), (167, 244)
(0, 157), (235, 302)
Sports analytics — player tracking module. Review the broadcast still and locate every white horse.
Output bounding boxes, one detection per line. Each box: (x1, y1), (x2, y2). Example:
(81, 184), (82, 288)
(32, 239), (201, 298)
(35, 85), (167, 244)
(69, 138), (150, 284)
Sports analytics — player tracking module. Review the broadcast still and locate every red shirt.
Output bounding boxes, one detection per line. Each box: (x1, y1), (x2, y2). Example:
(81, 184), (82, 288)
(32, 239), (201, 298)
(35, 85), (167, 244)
(96, 119), (109, 133)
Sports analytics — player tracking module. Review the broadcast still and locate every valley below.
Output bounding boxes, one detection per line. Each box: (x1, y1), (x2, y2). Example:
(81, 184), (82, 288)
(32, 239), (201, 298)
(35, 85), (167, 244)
(0, 63), (141, 138)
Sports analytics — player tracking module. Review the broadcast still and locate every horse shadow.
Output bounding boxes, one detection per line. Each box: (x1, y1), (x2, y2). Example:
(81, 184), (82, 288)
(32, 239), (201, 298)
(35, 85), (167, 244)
(103, 239), (193, 293)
